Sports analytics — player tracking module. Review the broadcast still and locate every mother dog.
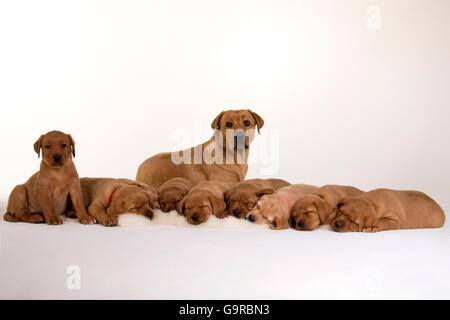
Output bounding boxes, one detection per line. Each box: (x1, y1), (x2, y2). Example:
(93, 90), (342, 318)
(136, 109), (264, 188)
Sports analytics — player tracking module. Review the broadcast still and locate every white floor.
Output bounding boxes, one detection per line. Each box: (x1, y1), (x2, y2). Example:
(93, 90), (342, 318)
(0, 201), (449, 300)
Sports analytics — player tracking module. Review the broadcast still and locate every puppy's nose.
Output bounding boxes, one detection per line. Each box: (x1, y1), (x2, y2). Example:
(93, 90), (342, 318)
(191, 214), (199, 222)
(335, 221), (344, 229)
(297, 220), (305, 228)
(232, 209), (241, 217)
(248, 214), (255, 222)
(146, 211), (153, 219)
(53, 154), (62, 162)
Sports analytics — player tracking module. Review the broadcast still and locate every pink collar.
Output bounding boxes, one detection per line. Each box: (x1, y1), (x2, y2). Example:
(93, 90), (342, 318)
(279, 193), (290, 213)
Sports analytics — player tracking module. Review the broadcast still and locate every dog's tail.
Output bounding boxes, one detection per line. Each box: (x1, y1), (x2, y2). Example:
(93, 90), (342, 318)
(3, 212), (19, 222)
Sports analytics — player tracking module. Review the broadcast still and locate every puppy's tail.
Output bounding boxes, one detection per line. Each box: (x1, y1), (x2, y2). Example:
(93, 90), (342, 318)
(3, 212), (19, 222)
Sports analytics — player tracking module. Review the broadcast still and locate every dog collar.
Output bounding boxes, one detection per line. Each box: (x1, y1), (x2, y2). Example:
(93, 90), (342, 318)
(108, 188), (118, 206)
(279, 193), (290, 213)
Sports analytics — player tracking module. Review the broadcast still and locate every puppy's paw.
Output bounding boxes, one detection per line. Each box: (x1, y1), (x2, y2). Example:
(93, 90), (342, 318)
(46, 217), (63, 225)
(214, 211), (228, 219)
(98, 215), (118, 227)
(78, 215), (96, 225)
(29, 214), (44, 223)
(363, 226), (379, 233)
(65, 210), (77, 218)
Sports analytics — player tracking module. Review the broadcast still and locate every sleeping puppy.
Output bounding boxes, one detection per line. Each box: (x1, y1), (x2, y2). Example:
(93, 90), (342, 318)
(291, 185), (364, 231)
(70, 178), (159, 226)
(247, 184), (317, 230)
(177, 180), (237, 225)
(331, 188), (446, 233)
(4, 131), (95, 225)
(225, 178), (290, 219)
(157, 177), (194, 213)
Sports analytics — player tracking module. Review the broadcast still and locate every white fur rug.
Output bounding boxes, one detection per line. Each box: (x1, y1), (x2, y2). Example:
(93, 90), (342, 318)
(118, 209), (268, 230)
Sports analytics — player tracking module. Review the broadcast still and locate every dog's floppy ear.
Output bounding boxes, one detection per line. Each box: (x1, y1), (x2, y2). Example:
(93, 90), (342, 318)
(223, 189), (231, 203)
(248, 110), (264, 134)
(211, 111), (225, 130)
(209, 194), (227, 216)
(68, 134), (76, 157)
(145, 189), (160, 209)
(33, 135), (43, 158)
(256, 188), (275, 197)
(311, 195), (325, 213)
(176, 197), (186, 215)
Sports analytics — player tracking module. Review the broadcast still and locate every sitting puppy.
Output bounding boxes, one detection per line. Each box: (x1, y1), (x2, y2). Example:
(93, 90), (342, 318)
(331, 188), (446, 233)
(157, 177), (194, 213)
(70, 178), (159, 226)
(225, 178), (290, 219)
(4, 131), (95, 225)
(291, 185), (364, 231)
(247, 184), (317, 230)
(177, 180), (236, 225)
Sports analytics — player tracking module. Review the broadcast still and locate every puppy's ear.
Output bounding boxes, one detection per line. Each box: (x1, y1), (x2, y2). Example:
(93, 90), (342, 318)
(176, 197), (185, 215)
(211, 111), (225, 130)
(68, 134), (76, 157)
(33, 135), (43, 158)
(223, 189), (231, 203)
(256, 188), (275, 197)
(270, 216), (289, 230)
(145, 189), (160, 209)
(209, 194), (227, 216)
(248, 110), (264, 134)
(312, 195), (327, 215)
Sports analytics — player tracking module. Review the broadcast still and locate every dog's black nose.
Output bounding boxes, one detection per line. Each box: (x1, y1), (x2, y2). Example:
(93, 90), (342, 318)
(191, 214), (199, 222)
(53, 154), (61, 162)
(146, 211), (153, 219)
(297, 220), (304, 228)
(248, 214), (255, 222)
(335, 221), (343, 229)
(232, 209), (241, 217)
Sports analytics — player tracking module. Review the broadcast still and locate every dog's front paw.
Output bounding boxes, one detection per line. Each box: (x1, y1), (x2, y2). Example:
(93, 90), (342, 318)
(46, 217), (63, 225)
(65, 210), (77, 219)
(214, 211), (228, 219)
(97, 215), (118, 226)
(29, 214), (44, 223)
(363, 226), (379, 233)
(78, 215), (96, 225)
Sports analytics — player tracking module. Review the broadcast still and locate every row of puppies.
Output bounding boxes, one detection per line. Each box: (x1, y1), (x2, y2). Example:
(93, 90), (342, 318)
(158, 178), (446, 232)
(4, 131), (445, 232)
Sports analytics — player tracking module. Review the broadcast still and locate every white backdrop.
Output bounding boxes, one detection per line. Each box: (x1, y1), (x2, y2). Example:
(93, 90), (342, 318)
(1, 0), (449, 211)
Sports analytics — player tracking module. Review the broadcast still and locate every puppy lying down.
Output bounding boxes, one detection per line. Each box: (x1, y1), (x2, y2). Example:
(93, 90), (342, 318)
(69, 178), (159, 226)
(331, 188), (446, 232)
(248, 184), (318, 229)
(291, 185), (364, 231)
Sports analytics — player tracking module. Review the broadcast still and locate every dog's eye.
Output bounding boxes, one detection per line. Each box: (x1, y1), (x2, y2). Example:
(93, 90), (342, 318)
(244, 120), (251, 126)
(226, 122), (233, 128)
(44, 145), (50, 149)
(61, 144), (67, 148)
